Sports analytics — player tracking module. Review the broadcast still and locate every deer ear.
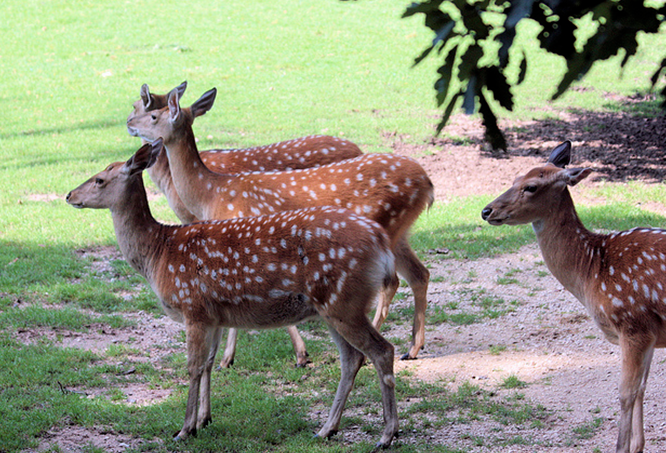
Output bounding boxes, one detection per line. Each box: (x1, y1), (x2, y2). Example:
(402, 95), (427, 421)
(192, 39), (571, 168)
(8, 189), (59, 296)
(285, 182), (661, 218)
(124, 143), (156, 176)
(167, 89), (181, 123)
(561, 167), (592, 186)
(175, 81), (187, 99)
(140, 83), (152, 110)
(146, 138), (164, 169)
(547, 141), (571, 168)
(190, 88), (217, 118)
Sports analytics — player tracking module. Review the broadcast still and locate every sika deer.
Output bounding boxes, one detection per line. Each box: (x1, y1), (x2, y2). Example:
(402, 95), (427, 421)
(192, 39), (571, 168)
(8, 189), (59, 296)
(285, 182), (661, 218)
(66, 140), (399, 447)
(129, 82), (363, 368)
(128, 81), (363, 224)
(482, 141), (666, 453)
(126, 87), (434, 360)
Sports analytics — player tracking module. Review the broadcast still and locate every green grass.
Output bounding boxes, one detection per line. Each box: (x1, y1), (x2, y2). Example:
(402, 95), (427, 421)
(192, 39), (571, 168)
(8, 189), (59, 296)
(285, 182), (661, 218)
(428, 288), (515, 325)
(501, 375), (528, 390)
(1, 0), (666, 451)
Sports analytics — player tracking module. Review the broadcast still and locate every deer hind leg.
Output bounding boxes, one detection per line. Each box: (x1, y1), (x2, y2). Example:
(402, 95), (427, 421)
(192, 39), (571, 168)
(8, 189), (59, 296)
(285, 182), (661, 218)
(286, 325), (310, 367)
(372, 272), (399, 331)
(316, 325), (366, 440)
(617, 337), (655, 453)
(197, 326), (223, 431)
(387, 236), (429, 360)
(219, 326), (309, 368)
(219, 328), (239, 369)
(176, 322), (218, 440)
(326, 316), (398, 449)
(631, 345), (654, 453)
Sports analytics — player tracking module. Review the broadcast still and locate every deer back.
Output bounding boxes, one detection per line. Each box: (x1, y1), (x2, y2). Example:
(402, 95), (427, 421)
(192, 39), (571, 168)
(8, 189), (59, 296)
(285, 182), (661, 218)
(151, 207), (394, 328)
(201, 153), (433, 244)
(199, 135), (362, 173)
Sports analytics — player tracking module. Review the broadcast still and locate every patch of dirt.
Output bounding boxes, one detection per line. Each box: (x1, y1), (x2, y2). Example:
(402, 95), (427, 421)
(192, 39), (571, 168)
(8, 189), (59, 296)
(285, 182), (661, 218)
(33, 309), (184, 453)
(37, 423), (155, 453)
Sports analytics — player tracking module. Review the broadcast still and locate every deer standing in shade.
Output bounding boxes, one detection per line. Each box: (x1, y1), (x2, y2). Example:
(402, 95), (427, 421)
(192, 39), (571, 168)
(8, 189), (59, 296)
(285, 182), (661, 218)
(66, 140), (399, 448)
(482, 141), (666, 453)
(126, 87), (434, 361)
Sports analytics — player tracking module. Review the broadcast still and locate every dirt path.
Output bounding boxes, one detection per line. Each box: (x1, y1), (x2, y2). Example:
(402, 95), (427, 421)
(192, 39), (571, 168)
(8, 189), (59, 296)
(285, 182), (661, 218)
(385, 244), (666, 451)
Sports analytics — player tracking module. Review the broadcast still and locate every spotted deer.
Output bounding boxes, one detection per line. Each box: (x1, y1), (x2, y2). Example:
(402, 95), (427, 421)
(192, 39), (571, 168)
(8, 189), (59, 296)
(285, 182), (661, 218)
(128, 81), (363, 224)
(126, 87), (434, 360)
(129, 82), (363, 368)
(66, 140), (399, 448)
(482, 141), (666, 453)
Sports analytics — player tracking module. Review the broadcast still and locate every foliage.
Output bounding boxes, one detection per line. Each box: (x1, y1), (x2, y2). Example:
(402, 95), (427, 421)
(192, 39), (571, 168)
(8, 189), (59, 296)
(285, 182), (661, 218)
(403, 0), (666, 149)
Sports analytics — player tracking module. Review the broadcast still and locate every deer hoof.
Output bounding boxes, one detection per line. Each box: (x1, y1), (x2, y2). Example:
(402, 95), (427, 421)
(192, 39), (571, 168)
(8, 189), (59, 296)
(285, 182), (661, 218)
(400, 352), (418, 361)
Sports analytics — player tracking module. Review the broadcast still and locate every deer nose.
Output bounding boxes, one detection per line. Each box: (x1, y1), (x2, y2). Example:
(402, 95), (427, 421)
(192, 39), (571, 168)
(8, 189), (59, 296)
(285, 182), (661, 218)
(66, 191), (72, 202)
(481, 207), (492, 220)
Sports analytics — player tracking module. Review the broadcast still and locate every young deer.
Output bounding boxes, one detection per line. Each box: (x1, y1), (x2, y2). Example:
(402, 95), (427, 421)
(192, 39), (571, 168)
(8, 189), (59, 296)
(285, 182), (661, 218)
(129, 82), (363, 368)
(66, 140), (399, 448)
(128, 81), (363, 224)
(126, 87), (434, 361)
(482, 141), (666, 453)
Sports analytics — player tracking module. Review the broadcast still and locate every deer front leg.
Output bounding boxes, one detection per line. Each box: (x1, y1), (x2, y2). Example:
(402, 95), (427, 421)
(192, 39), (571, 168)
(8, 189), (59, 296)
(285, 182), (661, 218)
(175, 323), (209, 441)
(617, 337), (655, 453)
(197, 326), (223, 431)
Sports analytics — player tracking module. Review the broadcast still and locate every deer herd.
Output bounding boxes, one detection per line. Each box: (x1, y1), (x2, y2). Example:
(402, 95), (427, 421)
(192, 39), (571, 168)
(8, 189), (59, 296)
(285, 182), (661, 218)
(64, 81), (664, 452)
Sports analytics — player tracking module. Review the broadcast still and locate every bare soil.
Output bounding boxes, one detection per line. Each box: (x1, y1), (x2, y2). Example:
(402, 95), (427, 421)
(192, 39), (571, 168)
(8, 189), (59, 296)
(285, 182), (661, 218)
(35, 107), (666, 452)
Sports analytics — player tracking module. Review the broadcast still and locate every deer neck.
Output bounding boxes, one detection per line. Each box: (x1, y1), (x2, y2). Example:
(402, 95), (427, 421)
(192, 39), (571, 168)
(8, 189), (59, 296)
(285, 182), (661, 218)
(532, 189), (603, 303)
(163, 128), (226, 221)
(109, 177), (165, 281)
(145, 149), (198, 224)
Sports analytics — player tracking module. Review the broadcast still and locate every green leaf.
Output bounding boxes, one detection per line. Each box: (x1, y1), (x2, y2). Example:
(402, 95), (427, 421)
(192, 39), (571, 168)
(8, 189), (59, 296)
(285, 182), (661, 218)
(402, 0), (445, 19)
(499, 0), (534, 66)
(434, 49), (458, 106)
(484, 66), (513, 111)
(517, 50), (528, 85)
(462, 75), (477, 114)
(414, 20), (456, 66)
(436, 92), (463, 134)
(457, 44), (483, 81)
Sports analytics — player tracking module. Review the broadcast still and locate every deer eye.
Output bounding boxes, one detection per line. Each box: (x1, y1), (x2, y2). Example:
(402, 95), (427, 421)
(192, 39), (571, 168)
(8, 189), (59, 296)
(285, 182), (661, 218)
(95, 178), (104, 185)
(150, 114), (157, 121)
(523, 184), (537, 193)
